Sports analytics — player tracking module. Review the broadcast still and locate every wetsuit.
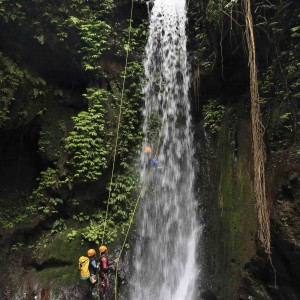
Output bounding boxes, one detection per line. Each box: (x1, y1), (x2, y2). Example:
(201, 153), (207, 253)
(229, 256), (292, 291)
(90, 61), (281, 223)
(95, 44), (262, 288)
(99, 255), (115, 297)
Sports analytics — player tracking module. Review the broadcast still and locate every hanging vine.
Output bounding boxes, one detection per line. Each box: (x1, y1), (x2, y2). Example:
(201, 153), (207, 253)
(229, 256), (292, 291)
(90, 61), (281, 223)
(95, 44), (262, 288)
(244, 0), (271, 254)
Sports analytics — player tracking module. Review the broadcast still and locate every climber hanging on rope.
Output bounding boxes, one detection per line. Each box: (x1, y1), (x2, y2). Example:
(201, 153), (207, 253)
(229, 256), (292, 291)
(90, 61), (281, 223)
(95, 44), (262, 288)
(144, 146), (152, 171)
(98, 245), (119, 300)
(144, 146), (161, 171)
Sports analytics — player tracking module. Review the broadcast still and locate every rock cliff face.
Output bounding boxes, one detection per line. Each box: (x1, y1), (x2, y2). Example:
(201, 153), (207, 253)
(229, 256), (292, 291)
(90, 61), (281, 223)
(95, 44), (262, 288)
(188, 1), (300, 299)
(0, 0), (300, 299)
(0, 0), (147, 298)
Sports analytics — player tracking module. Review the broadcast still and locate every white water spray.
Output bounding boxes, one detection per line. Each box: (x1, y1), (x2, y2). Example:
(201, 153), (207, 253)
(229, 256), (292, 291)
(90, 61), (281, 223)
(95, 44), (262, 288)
(130, 0), (200, 299)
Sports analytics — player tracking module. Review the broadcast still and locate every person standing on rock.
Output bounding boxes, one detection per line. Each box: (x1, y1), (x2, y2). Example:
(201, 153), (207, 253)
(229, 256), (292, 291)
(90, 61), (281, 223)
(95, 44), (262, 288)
(87, 249), (99, 284)
(98, 245), (119, 300)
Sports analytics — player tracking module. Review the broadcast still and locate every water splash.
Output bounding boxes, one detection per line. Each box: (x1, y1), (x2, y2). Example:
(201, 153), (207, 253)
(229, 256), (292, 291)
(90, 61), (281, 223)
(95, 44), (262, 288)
(130, 0), (200, 299)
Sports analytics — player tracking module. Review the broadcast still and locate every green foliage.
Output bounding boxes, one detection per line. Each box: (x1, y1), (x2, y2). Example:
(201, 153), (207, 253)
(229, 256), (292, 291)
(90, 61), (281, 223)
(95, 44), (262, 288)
(30, 168), (66, 216)
(203, 99), (226, 134)
(0, 0), (114, 73)
(118, 61), (144, 156)
(73, 61), (143, 244)
(206, 0), (224, 24)
(258, 4), (300, 148)
(11, 242), (25, 252)
(65, 88), (117, 182)
(67, 229), (78, 241)
(73, 212), (90, 223)
(194, 33), (215, 73)
(51, 218), (67, 234)
(82, 219), (103, 244)
(79, 18), (111, 70)
(0, 0), (145, 254)
(78, 155), (140, 244)
(0, 191), (31, 228)
(38, 119), (69, 160)
(32, 168), (61, 200)
(108, 162), (140, 222)
(38, 130), (51, 153)
(37, 198), (63, 214)
(291, 25), (300, 38)
(122, 20), (148, 55)
(0, 54), (23, 125)
(280, 112), (291, 120)
(0, 53), (47, 126)
(65, 59), (143, 181)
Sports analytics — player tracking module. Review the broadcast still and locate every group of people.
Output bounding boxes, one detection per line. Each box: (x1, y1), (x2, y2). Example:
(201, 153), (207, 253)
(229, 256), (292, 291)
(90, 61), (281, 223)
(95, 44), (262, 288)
(79, 245), (119, 299)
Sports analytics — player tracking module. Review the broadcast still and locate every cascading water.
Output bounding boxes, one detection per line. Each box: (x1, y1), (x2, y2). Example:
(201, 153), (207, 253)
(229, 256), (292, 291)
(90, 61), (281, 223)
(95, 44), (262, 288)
(130, 0), (200, 299)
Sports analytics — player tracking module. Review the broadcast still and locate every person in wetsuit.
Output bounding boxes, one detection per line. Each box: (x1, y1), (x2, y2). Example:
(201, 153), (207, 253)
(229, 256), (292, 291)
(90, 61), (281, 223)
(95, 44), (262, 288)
(98, 246), (119, 300)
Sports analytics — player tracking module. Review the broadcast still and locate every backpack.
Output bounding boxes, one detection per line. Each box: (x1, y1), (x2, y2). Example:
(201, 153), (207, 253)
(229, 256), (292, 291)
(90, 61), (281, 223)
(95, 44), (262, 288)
(78, 256), (90, 279)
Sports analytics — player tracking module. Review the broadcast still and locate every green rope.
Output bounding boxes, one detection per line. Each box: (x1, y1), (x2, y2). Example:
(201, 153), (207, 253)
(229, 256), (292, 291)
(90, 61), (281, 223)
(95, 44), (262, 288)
(101, 0), (135, 246)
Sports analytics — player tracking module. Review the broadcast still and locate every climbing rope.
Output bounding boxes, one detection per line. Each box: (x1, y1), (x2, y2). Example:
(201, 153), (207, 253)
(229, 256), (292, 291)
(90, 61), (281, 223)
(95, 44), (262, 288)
(101, 0), (135, 246)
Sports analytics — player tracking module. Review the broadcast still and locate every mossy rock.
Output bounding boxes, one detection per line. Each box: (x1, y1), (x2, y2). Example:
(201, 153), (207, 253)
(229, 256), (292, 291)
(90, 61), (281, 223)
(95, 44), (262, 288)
(23, 266), (91, 299)
(38, 265), (78, 291)
(36, 228), (87, 265)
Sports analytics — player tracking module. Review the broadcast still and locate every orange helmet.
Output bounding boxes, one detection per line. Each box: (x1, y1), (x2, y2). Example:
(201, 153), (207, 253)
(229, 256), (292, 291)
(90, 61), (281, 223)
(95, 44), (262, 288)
(145, 146), (153, 154)
(99, 245), (107, 254)
(87, 249), (96, 257)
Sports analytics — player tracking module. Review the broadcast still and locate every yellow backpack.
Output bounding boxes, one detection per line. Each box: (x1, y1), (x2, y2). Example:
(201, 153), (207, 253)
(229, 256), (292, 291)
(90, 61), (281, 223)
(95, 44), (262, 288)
(78, 256), (90, 278)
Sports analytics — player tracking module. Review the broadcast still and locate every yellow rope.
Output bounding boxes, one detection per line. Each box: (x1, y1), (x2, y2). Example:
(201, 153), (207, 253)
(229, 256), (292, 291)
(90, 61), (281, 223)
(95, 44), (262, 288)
(101, 0), (135, 246)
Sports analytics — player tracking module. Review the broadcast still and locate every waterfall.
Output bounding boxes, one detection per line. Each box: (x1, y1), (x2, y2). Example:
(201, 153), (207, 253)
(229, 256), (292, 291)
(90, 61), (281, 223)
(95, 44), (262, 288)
(130, 0), (200, 299)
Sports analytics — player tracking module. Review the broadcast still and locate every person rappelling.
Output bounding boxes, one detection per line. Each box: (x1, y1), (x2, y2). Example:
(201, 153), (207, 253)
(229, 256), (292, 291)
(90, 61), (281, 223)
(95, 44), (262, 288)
(144, 146), (153, 171)
(98, 245), (119, 300)
(144, 146), (160, 171)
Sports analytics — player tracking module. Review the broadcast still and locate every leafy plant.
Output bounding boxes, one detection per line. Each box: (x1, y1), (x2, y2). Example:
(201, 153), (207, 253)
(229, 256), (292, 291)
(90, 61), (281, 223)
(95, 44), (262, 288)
(0, 53), (47, 126)
(11, 242), (25, 252)
(51, 218), (67, 234)
(73, 212), (90, 223)
(82, 219), (117, 245)
(203, 99), (226, 134)
(29, 168), (66, 216)
(67, 230), (78, 241)
(0, 191), (31, 228)
(65, 88), (117, 182)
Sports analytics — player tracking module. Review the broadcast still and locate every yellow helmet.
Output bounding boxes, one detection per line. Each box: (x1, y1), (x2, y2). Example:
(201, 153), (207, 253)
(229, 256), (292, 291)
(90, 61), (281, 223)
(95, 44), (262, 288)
(87, 249), (96, 257)
(99, 245), (107, 254)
